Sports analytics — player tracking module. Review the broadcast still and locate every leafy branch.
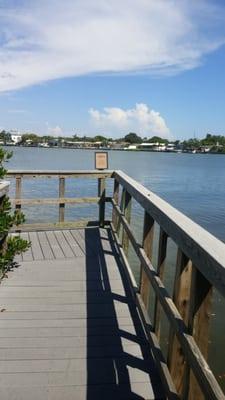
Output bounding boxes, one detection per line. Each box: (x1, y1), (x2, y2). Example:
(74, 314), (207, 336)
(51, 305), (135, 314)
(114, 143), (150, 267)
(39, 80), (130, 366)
(0, 148), (30, 273)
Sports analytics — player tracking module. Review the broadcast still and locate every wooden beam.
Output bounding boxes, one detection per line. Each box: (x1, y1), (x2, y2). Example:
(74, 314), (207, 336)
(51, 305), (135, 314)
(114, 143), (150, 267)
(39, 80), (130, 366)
(98, 178), (105, 228)
(188, 267), (213, 400)
(140, 211), (154, 308)
(15, 176), (22, 212)
(167, 249), (192, 396)
(112, 179), (119, 230)
(11, 219), (111, 232)
(10, 197), (112, 206)
(59, 177), (65, 223)
(7, 170), (114, 179)
(153, 227), (168, 338)
(121, 190), (132, 256)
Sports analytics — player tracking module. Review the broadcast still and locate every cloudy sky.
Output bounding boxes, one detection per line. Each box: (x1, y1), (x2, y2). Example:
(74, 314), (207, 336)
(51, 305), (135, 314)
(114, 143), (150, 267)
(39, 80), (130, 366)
(0, 0), (225, 138)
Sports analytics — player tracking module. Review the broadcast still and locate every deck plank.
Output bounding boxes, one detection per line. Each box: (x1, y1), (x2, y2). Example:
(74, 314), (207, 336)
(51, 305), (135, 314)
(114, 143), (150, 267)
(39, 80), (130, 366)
(37, 231), (54, 260)
(28, 232), (44, 260)
(62, 230), (84, 257)
(0, 227), (164, 400)
(45, 231), (65, 259)
(53, 231), (74, 258)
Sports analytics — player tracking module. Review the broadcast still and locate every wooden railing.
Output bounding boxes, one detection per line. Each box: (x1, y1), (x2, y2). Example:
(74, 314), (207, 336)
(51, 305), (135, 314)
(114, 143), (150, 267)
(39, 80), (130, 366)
(7, 170), (113, 230)
(110, 170), (225, 400)
(6, 169), (225, 399)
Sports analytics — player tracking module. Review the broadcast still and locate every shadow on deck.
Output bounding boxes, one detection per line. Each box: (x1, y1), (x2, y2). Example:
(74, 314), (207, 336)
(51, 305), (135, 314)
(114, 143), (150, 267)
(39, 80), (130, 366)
(0, 228), (165, 400)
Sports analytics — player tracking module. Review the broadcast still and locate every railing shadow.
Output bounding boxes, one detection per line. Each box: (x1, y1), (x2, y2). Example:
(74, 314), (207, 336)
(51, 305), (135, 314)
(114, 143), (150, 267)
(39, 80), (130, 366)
(84, 227), (164, 400)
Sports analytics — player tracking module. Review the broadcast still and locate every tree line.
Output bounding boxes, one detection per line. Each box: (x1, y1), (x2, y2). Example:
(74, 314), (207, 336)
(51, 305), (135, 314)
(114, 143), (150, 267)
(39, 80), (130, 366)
(1, 130), (225, 152)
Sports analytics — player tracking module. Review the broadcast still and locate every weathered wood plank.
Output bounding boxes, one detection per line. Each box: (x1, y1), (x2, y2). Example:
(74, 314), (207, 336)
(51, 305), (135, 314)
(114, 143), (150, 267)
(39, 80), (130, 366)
(167, 249), (192, 396)
(0, 382), (158, 400)
(153, 227), (168, 338)
(140, 211), (154, 308)
(28, 232), (44, 260)
(37, 231), (54, 260)
(98, 177), (105, 228)
(112, 179), (119, 229)
(15, 176), (22, 212)
(187, 267), (213, 400)
(121, 190), (132, 256)
(59, 177), (65, 222)
(54, 231), (74, 258)
(62, 230), (84, 257)
(7, 170), (114, 179)
(45, 231), (65, 259)
(11, 197), (101, 206)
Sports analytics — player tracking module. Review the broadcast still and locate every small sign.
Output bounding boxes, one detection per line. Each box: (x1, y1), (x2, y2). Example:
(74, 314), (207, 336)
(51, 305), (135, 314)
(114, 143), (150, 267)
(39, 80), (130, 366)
(95, 152), (108, 170)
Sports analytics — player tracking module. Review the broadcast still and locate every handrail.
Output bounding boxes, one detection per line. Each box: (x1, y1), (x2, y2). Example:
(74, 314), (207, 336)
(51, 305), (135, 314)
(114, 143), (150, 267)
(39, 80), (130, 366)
(114, 170), (225, 297)
(6, 170), (114, 229)
(7, 170), (113, 178)
(112, 170), (225, 400)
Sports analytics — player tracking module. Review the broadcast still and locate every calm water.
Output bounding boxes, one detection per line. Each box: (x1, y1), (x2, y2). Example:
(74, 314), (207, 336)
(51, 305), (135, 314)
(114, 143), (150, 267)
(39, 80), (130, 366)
(5, 146), (225, 388)
(7, 146), (225, 240)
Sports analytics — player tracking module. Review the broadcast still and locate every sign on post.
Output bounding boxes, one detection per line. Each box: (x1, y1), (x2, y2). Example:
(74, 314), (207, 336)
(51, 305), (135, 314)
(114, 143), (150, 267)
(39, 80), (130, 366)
(95, 152), (108, 170)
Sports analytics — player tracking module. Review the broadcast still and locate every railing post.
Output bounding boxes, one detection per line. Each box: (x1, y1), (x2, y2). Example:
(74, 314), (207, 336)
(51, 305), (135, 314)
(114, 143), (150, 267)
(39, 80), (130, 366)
(140, 211), (154, 308)
(59, 177), (65, 223)
(167, 249), (192, 396)
(187, 267), (213, 400)
(121, 190), (132, 256)
(15, 176), (22, 213)
(98, 178), (105, 228)
(112, 179), (119, 230)
(153, 227), (168, 338)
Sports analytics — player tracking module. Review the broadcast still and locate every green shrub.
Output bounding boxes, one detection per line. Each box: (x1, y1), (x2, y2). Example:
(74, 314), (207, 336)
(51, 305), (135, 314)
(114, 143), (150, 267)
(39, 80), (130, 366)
(0, 148), (30, 273)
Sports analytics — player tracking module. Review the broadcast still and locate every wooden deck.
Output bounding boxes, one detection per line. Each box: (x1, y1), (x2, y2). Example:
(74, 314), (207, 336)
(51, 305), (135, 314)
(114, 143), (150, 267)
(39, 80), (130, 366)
(0, 228), (164, 400)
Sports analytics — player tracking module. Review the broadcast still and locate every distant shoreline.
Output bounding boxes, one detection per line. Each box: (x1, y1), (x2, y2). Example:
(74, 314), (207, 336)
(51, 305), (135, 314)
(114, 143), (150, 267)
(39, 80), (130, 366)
(2, 144), (225, 155)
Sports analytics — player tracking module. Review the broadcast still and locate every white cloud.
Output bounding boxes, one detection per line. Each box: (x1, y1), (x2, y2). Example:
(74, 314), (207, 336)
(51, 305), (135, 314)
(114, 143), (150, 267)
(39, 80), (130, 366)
(0, 0), (224, 92)
(46, 123), (63, 137)
(89, 103), (171, 138)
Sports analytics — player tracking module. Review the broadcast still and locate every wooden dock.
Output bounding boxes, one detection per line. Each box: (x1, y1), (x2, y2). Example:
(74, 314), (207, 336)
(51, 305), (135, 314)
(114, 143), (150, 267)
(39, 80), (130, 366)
(0, 228), (164, 400)
(1, 169), (225, 400)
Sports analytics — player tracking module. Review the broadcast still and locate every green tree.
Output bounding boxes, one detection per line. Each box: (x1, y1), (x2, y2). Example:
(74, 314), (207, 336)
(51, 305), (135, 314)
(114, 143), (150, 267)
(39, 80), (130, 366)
(0, 130), (11, 145)
(148, 136), (168, 144)
(124, 132), (142, 144)
(0, 148), (30, 272)
(21, 133), (39, 145)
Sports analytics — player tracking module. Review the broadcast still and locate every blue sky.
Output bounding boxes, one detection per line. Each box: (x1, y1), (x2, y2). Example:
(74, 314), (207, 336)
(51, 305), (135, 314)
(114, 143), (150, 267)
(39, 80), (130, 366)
(0, 0), (225, 139)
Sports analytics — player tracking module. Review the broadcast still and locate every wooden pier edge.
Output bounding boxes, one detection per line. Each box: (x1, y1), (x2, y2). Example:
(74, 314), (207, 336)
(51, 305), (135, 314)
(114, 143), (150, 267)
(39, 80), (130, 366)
(5, 169), (225, 400)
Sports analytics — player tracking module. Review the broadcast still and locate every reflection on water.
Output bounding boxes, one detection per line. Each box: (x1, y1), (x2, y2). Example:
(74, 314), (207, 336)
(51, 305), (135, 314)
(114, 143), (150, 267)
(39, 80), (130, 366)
(6, 146), (225, 391)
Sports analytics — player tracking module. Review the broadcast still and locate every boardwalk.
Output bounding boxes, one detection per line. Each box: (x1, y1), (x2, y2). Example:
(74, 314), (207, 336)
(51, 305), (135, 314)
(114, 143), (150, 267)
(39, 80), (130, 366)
(0, 228), (164, 400)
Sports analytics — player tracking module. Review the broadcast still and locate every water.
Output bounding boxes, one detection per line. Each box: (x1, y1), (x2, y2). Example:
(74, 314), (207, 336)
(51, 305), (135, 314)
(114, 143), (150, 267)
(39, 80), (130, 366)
(6, 146), (225, 240)
(4, 146), (225, 390)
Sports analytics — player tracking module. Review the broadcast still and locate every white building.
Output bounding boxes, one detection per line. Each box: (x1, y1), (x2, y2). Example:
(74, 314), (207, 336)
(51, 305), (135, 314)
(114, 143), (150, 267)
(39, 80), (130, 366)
(10, 130), (22, 144)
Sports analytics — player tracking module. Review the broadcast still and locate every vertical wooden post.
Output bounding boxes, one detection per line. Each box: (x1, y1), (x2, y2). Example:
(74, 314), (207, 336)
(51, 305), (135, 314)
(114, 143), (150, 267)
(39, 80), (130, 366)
(59, 177), (65, 223)
(140, 211), (154, 308)
(153, 227), (168, 338)
(187, 267), (213, 400)
(112, 179), (119, 230)
(121, 190), (132, 256)
(98, 178), (105, 228)
(15, 176), (22, 213)
(167, 249), (192, 396)
(116, 187), (126, 236)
